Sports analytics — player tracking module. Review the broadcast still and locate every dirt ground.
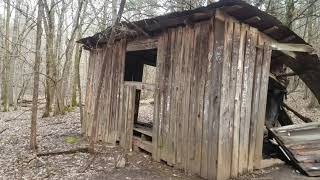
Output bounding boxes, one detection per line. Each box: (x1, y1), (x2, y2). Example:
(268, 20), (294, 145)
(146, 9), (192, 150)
(285, 86), (320, 123)
(0, 106), (201, 180)
(1, 86), (320, 180)
(234, 164), (320, 180)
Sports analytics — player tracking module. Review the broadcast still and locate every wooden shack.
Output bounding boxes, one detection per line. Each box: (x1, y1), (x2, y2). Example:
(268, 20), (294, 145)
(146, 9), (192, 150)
(78, 0), (319, 179)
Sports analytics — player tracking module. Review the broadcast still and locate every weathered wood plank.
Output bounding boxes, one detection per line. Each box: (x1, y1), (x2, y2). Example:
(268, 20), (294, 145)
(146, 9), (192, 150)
(152, 32), (166, 162)
(166, 28), (177, 165)
(126, 86), (136, 150)
(181, 26), (194, 171)
(116, 40), (127, 140)
(124, 81), (156, 91)
(254, 41), (272, 168)
(238, 24), (250, 174)
(186, 25), (198, 172)
(242, 27), (258, 173)
(195, 22), (209, 176)
(159, 31), (171, 162)
(248, 29), (263, 171)
(217, 16), (234, 180)
(230, 21), (243, 177)
(174, 27), (184, 167)
(103, 47), (115, 143)
(270, 42), (314, 53)
(207, 16), (223, 180)
(189, 22), (209, 174)
(200, 18), (215, 179)
(120, 85), (129, 148)
(126, 37), (158, 51)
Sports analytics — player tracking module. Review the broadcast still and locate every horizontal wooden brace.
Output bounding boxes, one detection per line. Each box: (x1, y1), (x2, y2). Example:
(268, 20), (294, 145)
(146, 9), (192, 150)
(244, 16), (261, 24)
(127, 37), (158, 51)
(263, 26), (279, 34)
(257, 43), (314, 54)
(270, 43), (314, 53)
(124, 81), (156, 91)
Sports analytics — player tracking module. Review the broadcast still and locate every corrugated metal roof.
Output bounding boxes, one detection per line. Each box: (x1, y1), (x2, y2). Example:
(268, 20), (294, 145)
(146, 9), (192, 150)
(78, 0), (307, 48)
(270, 122), (320, 177)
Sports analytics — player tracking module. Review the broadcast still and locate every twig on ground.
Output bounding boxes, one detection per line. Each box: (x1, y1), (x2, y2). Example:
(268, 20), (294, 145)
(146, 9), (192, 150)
(78, 154), (97, 173)
(36, 147), (89, 157)
(283, 103), (313, 123)
(39, 121), (66, 127)
(5, 110), (30, 122)
(0, 128), (8, 135)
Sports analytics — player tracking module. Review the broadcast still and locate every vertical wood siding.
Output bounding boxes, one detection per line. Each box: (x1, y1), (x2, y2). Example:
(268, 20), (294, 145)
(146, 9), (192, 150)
(83, 40), (126, 144)
(152, 15), (272, 180)
(83, 12), (272, 180)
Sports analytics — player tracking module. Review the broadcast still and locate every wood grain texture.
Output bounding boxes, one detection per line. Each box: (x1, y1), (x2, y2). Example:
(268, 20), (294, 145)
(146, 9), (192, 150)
(217, 16), (233, 180)
(83, 13), (274, 180)
(230, 20), (243, 177)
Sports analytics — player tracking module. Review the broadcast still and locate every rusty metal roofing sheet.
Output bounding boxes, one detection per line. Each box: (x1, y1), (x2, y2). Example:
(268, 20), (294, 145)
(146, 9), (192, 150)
(270, 122), (320, 176)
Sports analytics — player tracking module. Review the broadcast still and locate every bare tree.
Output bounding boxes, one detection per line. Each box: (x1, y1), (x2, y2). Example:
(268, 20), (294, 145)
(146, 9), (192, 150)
(54, 0), (85, 115)
(9, 0), (22, 110)
(2, 0), (11, 112)
(42, 0), (58, 117)
(30, 0), (44, 151)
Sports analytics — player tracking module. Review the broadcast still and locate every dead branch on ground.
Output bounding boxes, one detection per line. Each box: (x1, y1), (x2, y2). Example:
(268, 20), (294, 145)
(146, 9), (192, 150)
(78, 155), (97, 173)
(0, 128), (8, 135)
(5, 110), (30, 122)
(283, 103), (313, 123)
(37, 147), (89, 157)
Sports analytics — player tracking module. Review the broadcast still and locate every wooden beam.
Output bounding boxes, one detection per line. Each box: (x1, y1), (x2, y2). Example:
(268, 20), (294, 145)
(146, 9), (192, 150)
(124, 81), (156, 91)
(127, 37), (158, 51)
(271, 43), (314, 53)
(244, 16), (261, 24)
(263, 26), (279, 34)
(276, 72), (298, 78)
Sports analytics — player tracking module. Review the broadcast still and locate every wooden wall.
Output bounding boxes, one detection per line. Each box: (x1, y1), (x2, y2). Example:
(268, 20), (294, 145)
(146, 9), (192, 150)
(83, 12), (272, 180)
(152, 14), (272, 180)
(83, 40), (126, 144)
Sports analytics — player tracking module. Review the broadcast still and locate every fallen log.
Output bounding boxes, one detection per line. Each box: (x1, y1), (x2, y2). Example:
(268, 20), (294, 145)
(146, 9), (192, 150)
(283, 103), (313, 123)
(37, 147), (89, 157)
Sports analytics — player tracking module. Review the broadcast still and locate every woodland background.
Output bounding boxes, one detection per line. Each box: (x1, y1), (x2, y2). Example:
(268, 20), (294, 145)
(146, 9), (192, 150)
(0, 0), (319, 116)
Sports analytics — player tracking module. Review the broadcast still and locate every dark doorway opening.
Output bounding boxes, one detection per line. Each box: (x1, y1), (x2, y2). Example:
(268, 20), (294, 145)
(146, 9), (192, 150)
(124, 48), (157, 153)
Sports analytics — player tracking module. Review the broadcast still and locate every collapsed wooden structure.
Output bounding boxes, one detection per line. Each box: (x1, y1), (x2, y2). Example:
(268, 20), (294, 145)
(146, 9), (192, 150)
(78, 0), (320, 179)
(270, 122), (320, 176)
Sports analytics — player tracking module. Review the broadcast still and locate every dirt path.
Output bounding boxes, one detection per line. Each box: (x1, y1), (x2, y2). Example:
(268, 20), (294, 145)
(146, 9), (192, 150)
(0, 107), (201, 180)
(234, 164), (320, 180)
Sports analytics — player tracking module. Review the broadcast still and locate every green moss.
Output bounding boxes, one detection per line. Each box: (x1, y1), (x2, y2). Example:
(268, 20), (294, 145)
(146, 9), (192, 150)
(65, 136), (80, 144)
(64, 106), (76, 112)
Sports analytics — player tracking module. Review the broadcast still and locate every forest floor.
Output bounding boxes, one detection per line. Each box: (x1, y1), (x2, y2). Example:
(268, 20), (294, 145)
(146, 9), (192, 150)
(0, 106), (200, 180)
(1, 87), (319, 180)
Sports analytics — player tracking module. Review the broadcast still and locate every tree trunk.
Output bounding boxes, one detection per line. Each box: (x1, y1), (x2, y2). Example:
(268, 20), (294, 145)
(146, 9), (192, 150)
(43, 0), (57, 117)
(31, 0), (44, 151)
(10, 0), (22, 110)
(112, 0), (118, 23)
(2, 0), (11, 112)
(55, 0), (85, 115)
(306, 0), (319, 108)
(71, 28), (82, 107)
